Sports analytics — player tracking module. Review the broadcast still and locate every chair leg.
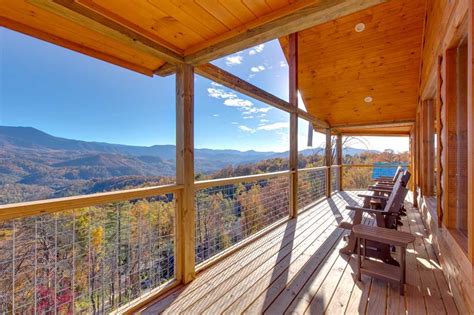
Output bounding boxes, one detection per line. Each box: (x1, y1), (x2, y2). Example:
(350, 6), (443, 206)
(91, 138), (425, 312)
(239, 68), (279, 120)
(357, 237), (361, 281)
(340, 231), (357, 255)
(340, 210), (363, 255)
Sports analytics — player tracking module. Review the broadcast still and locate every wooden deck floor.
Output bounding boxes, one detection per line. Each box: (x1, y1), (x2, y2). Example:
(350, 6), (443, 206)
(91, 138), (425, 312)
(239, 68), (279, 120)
(141, 191), (459, 314)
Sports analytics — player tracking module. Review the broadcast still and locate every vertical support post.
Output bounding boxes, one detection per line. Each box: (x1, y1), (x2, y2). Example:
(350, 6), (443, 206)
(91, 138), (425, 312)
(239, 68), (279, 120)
(325, 129), (332, 197)
(467, 0), (474, 263)
(436, 55), (444, 226)
(413, 107), (420, 207)
(289, 33), (298, 218)
(175, 63), (195, 284)
(409, 127), (416, 198)
(421, 100), (435, 196)
(336, 133), (343, 191)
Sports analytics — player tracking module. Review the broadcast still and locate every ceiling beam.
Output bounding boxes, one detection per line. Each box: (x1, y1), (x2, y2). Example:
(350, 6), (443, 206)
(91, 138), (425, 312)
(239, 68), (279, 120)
(341, 132), (410, 137)
(154, 63), (176, 77)
(195, 63), (329, 129)
(185, 0), (388, 65)
(332, 120), (415, 130)
(28, 0), (184, 64)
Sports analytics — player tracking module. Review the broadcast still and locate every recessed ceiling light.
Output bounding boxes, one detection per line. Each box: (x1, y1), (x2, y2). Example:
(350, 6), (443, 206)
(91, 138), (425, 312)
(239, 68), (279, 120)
(355, 23), (366, 32)
(364, 96), (373, 103)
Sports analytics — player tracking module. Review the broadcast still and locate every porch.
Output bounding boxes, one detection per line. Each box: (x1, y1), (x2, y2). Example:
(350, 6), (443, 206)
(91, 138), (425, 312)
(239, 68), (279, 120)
(1, 0), (474, 313)
(140, 191), (458, 314)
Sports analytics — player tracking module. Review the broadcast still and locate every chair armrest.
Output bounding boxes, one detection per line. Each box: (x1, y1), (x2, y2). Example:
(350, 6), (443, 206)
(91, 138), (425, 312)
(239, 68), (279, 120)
(357, 194), (389, 200)
(371, 184), (394, 189)
(368, 187), (392, 193)
(368, 185), (393, 192)
(345, 205), (390, 215)
(376, 181), (394, 185)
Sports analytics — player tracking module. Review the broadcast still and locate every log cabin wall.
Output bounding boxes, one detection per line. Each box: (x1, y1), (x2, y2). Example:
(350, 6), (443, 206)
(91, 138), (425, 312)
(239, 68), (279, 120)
(417, 0), (473, 312)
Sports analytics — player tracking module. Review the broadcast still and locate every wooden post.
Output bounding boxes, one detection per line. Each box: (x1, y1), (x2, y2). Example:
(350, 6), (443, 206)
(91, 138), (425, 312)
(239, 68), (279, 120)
(175, 63), (195, 284)
(336, 134), (343, 191)
(413, 107), (420, 208)
(468, 0), (474, 263)
(409, 127), (415, 193)
(325, 129), (332, 197)
(436, 55), (444, 227)
(421, 100), (435, 196)
(289, 33), (298, 218)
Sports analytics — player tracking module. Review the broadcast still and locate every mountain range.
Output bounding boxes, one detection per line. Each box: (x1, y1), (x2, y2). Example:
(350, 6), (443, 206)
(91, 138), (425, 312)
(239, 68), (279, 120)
(0, 126), (378, 202)
(0, 126), (377, 165)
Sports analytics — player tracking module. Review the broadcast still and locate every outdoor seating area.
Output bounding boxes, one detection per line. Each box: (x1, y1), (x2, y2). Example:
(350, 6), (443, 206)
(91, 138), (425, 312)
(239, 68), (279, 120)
(139, 191), (458, 314)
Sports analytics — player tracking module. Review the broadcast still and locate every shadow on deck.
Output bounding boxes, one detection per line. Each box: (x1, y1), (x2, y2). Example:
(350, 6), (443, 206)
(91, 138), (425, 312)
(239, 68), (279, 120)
(140, 191), (459, 314)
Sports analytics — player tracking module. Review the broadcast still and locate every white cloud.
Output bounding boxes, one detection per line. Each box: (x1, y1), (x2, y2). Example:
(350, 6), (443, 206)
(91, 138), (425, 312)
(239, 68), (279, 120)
(249, 44), (265, 55)
(242, 107), (271, 115)
(211, 82), (223, 87)
(280, 60), (288, 67)
(231, 122), (239, 125)
(212, 114), (219, 117)
(238, 125), (255, 133)
(250, 65), (266, 73)
(260, 119), (269, 123)
(257, 122), (289, 131)
(243, 115), (254, 119)
(225, 55), (243, 66)
(224, 98), (253, 108)
(207, 86), (254, 111)
(207, 88), (236, 99)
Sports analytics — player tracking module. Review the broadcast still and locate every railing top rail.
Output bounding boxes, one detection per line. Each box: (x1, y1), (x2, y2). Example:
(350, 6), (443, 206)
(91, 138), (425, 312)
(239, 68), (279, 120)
(342, 163), (410, 168)
(0, 183), (184, 221)
(195, 170), (291, 189)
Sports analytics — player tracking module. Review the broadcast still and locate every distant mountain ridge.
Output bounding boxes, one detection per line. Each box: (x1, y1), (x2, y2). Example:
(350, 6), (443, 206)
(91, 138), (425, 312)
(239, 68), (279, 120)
(0, 126), (379, 166)
(0, 126), (380, 203)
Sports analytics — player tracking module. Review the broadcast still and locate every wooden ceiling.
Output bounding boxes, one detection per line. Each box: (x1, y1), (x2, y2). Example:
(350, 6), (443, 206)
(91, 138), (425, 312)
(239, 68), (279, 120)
(1, 0), (387, 75)
(281, 0), (425, 132)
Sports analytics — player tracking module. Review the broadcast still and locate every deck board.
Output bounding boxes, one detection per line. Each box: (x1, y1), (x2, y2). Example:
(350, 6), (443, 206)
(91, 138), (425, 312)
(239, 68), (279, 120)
(141, 191), (459, 315)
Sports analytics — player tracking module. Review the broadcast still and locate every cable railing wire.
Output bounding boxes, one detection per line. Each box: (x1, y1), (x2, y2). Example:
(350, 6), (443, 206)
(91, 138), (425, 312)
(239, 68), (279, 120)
(297, 168), (326, 212)
(195, 174), (290, 265)
(331, 167), (340, 192)
(0, 194), (176, 314)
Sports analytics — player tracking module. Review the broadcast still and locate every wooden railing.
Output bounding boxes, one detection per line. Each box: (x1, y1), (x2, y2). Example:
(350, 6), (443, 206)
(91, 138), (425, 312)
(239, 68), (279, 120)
(194, 171), (292, 269)
(0, 184), (183, 314)
(0, 168), (336, 313)
(0, 184), (184, 221)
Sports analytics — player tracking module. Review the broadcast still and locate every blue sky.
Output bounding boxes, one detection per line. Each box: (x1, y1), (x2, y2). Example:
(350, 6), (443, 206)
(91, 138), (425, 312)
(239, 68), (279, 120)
(0, 28), (408, 152)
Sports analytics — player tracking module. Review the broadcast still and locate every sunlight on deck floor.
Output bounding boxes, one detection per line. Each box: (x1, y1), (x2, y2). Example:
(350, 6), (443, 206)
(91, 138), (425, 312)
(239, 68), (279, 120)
(140, 191), (459, 314)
